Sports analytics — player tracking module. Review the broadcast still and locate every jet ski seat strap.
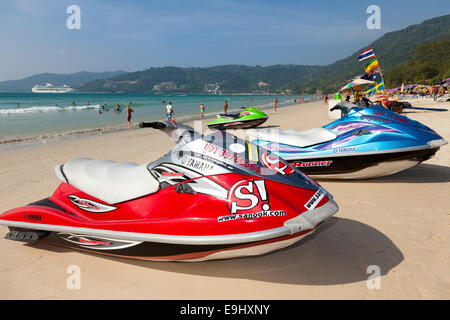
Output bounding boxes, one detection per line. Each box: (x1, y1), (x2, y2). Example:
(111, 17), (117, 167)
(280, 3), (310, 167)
(248, 127), (337, 148)
(55, 158), (160, 204)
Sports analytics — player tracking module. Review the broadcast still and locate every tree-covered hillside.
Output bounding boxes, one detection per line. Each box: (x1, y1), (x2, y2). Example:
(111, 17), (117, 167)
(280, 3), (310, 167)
(384, 38), (450, 87)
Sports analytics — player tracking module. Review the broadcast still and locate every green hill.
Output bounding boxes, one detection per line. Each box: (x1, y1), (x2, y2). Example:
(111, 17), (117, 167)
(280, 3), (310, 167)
(0, 71), (127, 92)
(384, 38), (450, 87)
(74, 14), (450, 94)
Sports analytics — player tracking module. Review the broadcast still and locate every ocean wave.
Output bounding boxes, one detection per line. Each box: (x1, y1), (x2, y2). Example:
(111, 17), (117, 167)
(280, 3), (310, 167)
(0, 104), (100, 115)
(0, 124), (129, 145)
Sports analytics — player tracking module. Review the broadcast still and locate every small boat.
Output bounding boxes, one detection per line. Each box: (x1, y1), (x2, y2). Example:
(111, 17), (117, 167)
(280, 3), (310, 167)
(207, 107), (268, 130)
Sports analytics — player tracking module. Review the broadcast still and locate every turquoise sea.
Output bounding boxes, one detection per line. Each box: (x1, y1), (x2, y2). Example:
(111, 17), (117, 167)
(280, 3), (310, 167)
(0, 92), (313, 145)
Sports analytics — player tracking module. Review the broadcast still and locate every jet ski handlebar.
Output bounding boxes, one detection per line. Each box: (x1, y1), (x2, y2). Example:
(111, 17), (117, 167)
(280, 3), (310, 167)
(139, 120), (197, 144)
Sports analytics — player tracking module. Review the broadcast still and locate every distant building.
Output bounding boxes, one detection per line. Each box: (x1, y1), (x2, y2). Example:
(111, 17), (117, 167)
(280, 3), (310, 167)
(203, 83), (221, 94)
(153, 81), (178, 92)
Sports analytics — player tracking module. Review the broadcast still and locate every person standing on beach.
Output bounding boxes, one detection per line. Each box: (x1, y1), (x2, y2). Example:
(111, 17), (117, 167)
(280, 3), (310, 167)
(224, 100), (228, 114)
(126, 105), (134, 130)
(273, 98), (278, 112)
(166, 102), (174, 121)
(324, 95), (328, 104)
(199, 103), (205, 119)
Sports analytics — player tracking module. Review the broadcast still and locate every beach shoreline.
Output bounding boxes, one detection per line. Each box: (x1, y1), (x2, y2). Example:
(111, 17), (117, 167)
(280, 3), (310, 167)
(0, 97), (308, 151)
(0, 98), (449, 299)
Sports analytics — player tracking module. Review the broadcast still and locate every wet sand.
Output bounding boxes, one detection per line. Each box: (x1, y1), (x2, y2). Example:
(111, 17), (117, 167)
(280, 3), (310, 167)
(0, 99), (449, 299)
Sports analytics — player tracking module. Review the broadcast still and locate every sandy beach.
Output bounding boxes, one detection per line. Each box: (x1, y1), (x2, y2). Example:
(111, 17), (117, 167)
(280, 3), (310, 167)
(0, 98), (449, 300)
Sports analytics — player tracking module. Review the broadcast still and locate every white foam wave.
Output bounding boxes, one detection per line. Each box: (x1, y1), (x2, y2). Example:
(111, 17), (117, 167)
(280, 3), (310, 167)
(0, 104), (100, 115)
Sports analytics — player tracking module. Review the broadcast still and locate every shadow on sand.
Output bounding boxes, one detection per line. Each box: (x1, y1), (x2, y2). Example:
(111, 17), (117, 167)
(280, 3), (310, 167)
(365, 163), (450, 184)
(27, 217), (403, 286)
(252, 125), (280, 129)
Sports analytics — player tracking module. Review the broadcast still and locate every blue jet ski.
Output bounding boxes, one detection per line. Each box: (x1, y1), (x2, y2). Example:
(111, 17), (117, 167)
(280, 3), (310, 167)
(248, 103), (447, 179)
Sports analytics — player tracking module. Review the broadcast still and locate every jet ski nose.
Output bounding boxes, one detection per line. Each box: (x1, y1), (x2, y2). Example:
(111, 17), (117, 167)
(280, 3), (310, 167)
(283, 198), (338, 234)
(427, 138), (448, 148)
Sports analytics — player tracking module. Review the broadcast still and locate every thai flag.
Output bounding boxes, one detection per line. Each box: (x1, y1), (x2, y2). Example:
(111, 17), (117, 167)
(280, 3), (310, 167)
(358, 48), (375, 62)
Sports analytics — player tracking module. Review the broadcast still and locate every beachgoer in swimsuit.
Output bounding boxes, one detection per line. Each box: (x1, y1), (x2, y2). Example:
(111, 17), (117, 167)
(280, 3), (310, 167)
(126, 105), (134, 130)
(273, 98), (278, 112)
(224, 100), (228, 114)
(199, 103), (205, 119)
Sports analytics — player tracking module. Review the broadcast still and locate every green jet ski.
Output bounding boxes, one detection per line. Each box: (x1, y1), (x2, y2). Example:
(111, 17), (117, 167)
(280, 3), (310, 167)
(207, 107), (269, 130)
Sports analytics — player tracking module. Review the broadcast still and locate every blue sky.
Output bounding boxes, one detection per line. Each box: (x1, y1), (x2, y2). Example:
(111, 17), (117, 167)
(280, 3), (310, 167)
(0, 0), (449, 81)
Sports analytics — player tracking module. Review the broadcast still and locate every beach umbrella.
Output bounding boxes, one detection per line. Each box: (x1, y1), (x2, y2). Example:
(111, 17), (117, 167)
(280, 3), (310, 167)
(439, 77), (450, 85)
(339, 78), (375, 92)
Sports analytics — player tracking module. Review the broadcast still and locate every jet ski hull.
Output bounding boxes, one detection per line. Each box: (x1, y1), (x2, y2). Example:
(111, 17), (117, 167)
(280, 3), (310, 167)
(289, 146), (441, 179)
(1, 197), (337, 261)
(5, 225), (315, 262)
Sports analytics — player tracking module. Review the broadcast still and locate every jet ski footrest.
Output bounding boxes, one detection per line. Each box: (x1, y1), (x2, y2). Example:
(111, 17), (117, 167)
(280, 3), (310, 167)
(5, 230), (48, 242)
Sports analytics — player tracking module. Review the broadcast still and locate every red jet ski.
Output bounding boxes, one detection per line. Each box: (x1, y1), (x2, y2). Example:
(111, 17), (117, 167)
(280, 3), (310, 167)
(0, 121), (338, 262)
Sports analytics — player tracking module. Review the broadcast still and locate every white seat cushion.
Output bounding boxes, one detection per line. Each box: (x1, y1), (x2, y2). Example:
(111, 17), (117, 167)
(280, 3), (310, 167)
(60, 158), (160, 204)
(248, 127), (337, 148)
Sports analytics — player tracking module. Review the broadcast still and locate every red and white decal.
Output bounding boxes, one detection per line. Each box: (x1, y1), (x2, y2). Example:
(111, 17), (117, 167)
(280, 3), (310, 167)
(68, 195), (118, 213)
(304, 188), (326, 210)
(261, 152), (295, 175)
(227, 179), (270, 214)
(59, 233), (141, 250)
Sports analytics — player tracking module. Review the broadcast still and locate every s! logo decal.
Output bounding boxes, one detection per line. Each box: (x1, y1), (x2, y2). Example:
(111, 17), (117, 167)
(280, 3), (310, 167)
(68, 195), (118, 213)
(261, 152), (295, 175)
(227, 179), (270, 214)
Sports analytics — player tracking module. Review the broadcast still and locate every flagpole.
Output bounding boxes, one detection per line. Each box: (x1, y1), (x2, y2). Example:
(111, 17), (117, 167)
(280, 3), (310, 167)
(361, 48), (385, 96)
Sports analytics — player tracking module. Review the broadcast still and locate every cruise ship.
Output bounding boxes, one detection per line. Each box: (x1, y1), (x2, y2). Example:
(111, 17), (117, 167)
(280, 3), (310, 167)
(31, 83), (74, 93)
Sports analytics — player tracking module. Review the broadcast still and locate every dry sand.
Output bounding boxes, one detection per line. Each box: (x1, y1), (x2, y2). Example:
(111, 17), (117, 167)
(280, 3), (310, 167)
(0, 99), (449, 299)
